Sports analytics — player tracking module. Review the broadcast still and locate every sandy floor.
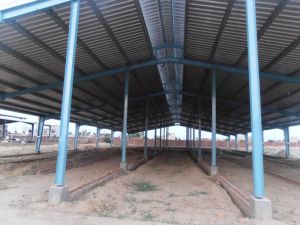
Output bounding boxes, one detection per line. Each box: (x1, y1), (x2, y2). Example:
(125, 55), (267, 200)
(235, 147), (300, 159)
(0, 145), (124, 176)
(0, 145), (291, 225)
(0, 147), (147, 224)
(44, 151), (253, 225)
(204, 153), (300, 225)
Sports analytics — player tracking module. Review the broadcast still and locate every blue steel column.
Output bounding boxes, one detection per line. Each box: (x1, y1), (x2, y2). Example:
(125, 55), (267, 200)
(121, 72), (129, 163)
(163, 124), (165, 148)
(48, 125), (51, 138)
(110, 130), (114, 148)
(55, 0), (80, 186)
(154, 123), (157, 149)
(211, 70), (217, 167)
(190, 126), (192, 149)
(245, 133), (249, 152)
(35, 116), (45, 153)
(193, 125), (195, 149)
(246, 0), (265, 198)
(2, 120), (6, 138)
(235, 134), (238, 150)
(198, 102), (202, 159)
(31, 123), (34, 138)
(283, 127), (290, 158)
(74, 123), (80, 150)
(144, 98), (149, 160)
(160, 120), (162, 148)
(96, 127), (100, 148)
(190, 127), (192, 149)
(166, 126), (169, 149)
(186, 126), (188, 149)
(188, 126), (191, 149)
(228, 135), (230, 150)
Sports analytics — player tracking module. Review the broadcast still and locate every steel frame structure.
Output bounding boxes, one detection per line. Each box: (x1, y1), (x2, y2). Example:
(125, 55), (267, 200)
(1, 0), (298, 213)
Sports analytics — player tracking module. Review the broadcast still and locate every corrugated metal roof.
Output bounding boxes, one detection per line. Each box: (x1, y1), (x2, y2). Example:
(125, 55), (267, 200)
(1, 0), (300, 135)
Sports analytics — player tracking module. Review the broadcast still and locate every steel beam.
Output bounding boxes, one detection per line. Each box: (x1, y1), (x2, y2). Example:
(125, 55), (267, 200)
(168, 57), (300, 85)
(283, 127), (290, 159)
(0, 58), (163, 100)
(35, 116), (45, 153)
(246, 0), (265, 198)
(121, 72), (129, 164)
(54, 0), (80, 186)
(0, 0), (71, 22)
(2, 57), (300, 101)
(199, 0), (235, 99)
(182, 91), (299, 119)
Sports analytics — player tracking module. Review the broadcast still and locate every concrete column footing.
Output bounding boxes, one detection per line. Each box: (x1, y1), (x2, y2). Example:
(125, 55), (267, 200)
(120, 162), (128, 171)
(210, 166), (218, 176)
(250, 196), (272, 219)
(48, 185), (69, 204)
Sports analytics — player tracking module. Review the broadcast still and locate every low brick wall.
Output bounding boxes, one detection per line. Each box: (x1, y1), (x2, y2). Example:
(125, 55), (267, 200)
(188, 150), (252, 217)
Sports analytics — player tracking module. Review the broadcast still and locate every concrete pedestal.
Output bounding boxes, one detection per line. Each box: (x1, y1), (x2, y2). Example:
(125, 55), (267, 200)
(210, 166), (218, 176)
(48, 185), (69, 204)
(250, 196), (272, 219)
(120, 162), (128, 171)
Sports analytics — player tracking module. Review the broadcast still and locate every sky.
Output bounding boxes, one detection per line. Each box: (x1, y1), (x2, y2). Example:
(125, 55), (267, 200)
(1, 108), (299, 141)
(0, 0), (299, 141)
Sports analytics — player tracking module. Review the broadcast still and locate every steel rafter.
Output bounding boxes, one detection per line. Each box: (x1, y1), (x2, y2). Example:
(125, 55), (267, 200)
(216, 0), (290, 93)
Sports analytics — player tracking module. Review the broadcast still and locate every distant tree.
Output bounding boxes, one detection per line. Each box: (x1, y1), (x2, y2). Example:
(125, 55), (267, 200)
(128, 132), (143, 138)
(80, 129), (89, 137)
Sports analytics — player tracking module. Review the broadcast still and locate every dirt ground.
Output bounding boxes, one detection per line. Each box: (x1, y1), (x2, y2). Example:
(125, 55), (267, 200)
(204, 153), (300, 225)
(236, 147), (300, 159)
(44, 151), (252, 225)
(0, 145), (290, 225)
